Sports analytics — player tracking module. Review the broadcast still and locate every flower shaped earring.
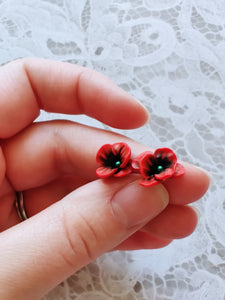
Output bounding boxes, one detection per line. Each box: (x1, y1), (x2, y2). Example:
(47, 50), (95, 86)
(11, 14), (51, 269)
(96, 143), (185, 186)
(131, 148), (185, 187)
(96, 143), (132, 178)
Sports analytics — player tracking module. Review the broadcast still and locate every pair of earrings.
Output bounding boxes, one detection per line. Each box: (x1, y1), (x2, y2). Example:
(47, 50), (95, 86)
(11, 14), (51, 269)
(96, 143), (185, 187)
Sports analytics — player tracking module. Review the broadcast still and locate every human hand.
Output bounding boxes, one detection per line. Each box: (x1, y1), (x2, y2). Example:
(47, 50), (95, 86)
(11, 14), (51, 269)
(0, 58), (210, 299)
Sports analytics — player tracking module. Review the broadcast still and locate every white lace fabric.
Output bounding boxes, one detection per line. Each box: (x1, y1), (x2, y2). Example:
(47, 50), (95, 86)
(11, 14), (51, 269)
(1, 0), (225, 299)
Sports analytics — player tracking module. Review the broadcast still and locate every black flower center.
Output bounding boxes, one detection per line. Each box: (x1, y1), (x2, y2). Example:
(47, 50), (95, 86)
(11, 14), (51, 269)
(147, 157), (172, 177)
(103, 151), (122, 169)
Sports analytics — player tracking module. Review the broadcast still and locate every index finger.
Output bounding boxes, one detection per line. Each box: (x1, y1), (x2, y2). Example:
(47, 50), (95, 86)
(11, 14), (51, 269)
(0, 58), (149, 138)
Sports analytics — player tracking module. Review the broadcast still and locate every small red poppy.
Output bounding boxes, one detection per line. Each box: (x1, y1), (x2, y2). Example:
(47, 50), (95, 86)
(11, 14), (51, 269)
(96, 143), (132, 178)
(132, 148), (185, 187)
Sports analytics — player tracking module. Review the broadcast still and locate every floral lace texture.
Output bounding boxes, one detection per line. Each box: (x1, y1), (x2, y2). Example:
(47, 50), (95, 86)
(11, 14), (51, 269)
(1, 0), (225, 299)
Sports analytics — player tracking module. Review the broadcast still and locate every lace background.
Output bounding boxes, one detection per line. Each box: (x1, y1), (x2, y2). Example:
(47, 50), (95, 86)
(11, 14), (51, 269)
(1, 0), (225, 299)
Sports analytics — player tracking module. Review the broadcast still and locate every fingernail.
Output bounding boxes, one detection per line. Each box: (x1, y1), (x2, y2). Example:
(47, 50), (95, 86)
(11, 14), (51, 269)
(126, 94), (150, 125)
(192, 207), (200, 220)
(135, 99), (150, 124)
(144, 110), (151, 124)
(111, 181), (169, 228)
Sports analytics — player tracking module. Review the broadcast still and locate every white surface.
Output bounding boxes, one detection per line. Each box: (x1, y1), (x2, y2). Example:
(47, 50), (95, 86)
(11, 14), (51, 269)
(1, 0), (225, 299)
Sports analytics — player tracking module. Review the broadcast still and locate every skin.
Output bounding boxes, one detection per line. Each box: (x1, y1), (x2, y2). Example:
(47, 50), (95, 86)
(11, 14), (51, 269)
(0, 58), (210, 299)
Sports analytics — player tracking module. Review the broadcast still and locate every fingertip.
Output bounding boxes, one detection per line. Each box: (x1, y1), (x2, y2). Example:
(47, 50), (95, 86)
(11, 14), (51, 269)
(87, 73), (150, 129)
(98, 88), (150, 129)
(116, 231), (172, 250)
(130, 97), (150, 127)
(164, 163), (211, 205)
(145, 205), (199, 240)
(184, 163), (211, 198)
(194, 166), (213, 189)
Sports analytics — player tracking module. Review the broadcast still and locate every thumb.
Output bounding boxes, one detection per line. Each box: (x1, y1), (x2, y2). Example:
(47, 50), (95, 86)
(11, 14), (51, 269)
(0, 176), (168, 300)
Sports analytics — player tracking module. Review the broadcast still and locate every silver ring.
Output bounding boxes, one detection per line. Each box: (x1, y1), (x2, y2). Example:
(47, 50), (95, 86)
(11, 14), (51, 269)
(15, 191), (28, 221)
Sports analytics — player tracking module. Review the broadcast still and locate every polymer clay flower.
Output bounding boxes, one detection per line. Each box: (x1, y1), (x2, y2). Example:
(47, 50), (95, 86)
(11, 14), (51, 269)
(133, 148), (185, 187)
(96, 143), (132, 178)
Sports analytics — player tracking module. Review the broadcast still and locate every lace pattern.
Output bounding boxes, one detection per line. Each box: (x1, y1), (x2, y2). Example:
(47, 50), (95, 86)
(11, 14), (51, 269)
(1, 0), (225, 299)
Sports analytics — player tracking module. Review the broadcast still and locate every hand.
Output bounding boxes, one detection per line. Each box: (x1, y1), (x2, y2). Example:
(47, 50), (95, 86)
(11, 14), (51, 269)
(0, 58), (210, 299)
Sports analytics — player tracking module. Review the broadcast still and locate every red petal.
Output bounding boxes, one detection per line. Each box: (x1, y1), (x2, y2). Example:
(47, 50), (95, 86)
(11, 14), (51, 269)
(114, 165), (132, 177)
(173, 163), (185, 177)
(131, 152), (149, 171)
(139, 152), (155, 178)
(139, 177), (159, 187)
(112, 143), (131, 168)
(96, 144), (113, 165)
(154, 167), (175, 180)
(96, 167), (116, 178)
(154, 148), (177, 164)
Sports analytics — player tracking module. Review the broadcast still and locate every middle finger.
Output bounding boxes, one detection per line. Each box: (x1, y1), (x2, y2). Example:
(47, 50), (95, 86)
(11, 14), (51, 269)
(2, 120), (210, 205)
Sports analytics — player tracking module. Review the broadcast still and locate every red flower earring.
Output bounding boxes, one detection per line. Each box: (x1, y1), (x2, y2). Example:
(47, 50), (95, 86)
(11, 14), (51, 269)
(96, 143), (185, 185)
(132, 148), (185, 187)
(96, 142), (132, 178)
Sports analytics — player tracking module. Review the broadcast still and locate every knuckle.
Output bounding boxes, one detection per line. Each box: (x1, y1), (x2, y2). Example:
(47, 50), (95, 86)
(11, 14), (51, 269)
(60, 207), (98, 270)
(51, 124), (73, 175)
